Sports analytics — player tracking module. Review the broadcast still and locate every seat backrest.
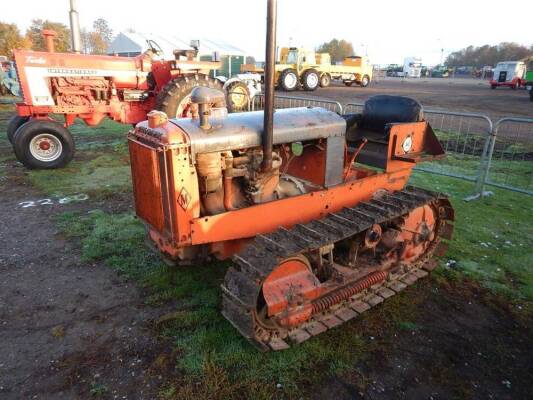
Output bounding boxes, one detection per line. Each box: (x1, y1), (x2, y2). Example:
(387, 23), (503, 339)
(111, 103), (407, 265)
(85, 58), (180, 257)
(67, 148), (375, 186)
(360, 95), (424, 133)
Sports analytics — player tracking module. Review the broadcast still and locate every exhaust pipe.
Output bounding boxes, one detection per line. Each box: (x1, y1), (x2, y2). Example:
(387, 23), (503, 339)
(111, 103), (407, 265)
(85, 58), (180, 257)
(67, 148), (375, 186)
(42, 30), (57, 53)
(261, 0), (277, 172)
(69, 0), (82, 53)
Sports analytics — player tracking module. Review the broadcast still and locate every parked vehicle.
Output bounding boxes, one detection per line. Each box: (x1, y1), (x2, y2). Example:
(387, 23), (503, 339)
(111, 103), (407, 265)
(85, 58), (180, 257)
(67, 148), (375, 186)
(385, 59), (422, 78)
(386, 64), (403, 77)
(490, 61), (526, 89)
(402, 57), (423, 78)
(430, 65), (449, 78)
(329, 55), (373, 87)
(240, 47), (373, 92)
(8, 30), (223, 169)
(523, 57), (533, 101)
(223, 73), (262, 111)
(241, 47), (319, 91)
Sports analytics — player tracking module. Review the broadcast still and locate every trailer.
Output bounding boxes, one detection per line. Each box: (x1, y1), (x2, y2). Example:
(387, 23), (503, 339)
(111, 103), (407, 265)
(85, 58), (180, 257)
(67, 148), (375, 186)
(317, 54), (374, 88)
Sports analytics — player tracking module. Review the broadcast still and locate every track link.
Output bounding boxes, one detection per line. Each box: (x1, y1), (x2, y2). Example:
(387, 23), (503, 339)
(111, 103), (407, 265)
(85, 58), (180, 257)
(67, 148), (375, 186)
(221, 186), (454, 350)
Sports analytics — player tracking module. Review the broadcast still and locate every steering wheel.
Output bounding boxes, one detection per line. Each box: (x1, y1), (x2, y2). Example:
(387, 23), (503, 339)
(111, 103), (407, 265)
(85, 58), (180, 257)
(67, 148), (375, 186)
(146, 40), (164, 57)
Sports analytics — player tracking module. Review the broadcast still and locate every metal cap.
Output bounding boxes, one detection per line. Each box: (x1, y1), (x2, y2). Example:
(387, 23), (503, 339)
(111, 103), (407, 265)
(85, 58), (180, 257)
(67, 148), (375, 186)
(191, 87), (225, 107)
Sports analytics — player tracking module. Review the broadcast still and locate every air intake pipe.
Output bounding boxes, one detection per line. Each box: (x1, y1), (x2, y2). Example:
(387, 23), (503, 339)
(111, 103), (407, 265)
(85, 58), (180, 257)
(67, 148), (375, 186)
(261, 0), (277, 171)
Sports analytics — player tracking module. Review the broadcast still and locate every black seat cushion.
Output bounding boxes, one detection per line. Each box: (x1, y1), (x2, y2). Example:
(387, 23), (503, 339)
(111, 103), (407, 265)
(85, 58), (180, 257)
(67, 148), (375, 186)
(360, 95), (424, 133)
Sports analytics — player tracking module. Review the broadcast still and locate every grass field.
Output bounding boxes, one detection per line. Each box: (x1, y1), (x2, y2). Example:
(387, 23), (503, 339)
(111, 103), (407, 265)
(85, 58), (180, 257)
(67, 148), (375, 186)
(1, 108), (532, 399)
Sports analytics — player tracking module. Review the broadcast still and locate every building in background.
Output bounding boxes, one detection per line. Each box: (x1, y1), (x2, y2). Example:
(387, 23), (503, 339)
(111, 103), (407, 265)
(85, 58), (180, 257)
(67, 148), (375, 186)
(107, 32), (246, 78)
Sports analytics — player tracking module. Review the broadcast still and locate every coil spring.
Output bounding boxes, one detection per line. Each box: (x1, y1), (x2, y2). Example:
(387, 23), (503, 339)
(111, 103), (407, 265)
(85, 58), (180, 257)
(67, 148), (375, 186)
(312, 270), (388, 314)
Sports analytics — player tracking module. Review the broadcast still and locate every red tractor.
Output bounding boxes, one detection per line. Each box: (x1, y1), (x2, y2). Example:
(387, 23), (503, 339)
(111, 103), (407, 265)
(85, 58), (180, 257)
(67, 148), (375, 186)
(8, 30), (223, 169)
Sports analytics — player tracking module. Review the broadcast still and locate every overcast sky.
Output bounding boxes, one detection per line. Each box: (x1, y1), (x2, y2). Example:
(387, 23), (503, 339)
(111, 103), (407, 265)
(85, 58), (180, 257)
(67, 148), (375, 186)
(3, 0), (533, 65)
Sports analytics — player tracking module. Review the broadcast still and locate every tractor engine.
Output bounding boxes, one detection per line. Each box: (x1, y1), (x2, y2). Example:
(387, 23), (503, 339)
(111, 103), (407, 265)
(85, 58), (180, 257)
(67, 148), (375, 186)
(51, 76), (111, 107)
(128, 87), (346, 262)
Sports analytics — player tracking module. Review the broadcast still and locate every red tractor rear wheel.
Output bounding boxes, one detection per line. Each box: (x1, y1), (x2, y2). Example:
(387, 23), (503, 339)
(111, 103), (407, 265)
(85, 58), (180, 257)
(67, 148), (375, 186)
(6, 115), (30, 144)
(155, 74), (224, 118)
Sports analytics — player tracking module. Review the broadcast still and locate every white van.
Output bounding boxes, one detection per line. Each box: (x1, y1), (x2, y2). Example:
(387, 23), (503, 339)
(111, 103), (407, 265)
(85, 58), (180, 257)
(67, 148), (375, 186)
(490, 61), (526, 89)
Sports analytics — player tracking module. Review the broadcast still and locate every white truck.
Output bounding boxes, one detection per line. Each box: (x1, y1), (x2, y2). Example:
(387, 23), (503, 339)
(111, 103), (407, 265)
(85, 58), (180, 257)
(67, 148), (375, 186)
(402, 57), (423, 78)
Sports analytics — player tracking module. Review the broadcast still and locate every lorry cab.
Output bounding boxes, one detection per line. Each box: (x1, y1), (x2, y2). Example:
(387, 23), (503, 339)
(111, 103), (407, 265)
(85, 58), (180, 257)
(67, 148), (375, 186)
(490, 61), (526, 89)
(403, 57), (422, 78)
(280, 47), (317, 73)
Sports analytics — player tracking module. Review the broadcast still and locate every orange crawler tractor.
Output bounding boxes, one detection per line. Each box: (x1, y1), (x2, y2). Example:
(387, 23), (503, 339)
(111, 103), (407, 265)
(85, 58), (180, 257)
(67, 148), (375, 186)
(128, 0), (454, 350)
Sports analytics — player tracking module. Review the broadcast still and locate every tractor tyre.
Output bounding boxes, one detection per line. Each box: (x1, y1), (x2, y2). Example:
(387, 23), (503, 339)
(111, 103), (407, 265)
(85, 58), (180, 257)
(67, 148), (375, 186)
(301, 69), (319, 91)
(344, 81), (355, 87)
(319, 73), (331, 88)
(12, 119), (75, 169)
(7, 115), (30, 144)
(279, 69), (299, 91)
(155, 74), (224, 118)
(225, 81), (250, 112)
(360, 75), (371, 87)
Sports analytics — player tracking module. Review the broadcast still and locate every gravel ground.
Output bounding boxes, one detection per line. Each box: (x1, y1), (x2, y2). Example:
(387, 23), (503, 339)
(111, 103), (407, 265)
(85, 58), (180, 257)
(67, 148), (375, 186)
(288, 77), (532, 119)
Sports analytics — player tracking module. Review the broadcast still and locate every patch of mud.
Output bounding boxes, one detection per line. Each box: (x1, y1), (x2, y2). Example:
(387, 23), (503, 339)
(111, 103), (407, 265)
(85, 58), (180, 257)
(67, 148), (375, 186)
(310, 281), (532, 400)
(0, 161), (175, 399)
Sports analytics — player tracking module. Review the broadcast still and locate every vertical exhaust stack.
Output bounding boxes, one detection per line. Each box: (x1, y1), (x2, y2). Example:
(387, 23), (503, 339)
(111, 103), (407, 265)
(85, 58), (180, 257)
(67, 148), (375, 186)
(262, 0), (277, 171)
(69, 0), (82, 53)
(42, 30), (57, 52)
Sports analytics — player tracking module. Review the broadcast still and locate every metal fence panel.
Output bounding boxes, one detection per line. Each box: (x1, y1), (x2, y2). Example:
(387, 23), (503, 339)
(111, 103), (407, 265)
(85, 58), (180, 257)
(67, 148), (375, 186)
(344, 102), (364, 114)
(249, 94), (343, 114)
(484, 118), (533, 195)
(419, 109), (493, 183)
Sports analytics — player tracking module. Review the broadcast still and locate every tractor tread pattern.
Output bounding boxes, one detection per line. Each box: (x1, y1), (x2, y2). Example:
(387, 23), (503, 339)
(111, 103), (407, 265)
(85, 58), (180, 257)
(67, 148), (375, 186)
(155, 74), (223, 118)
(221, 186), (454, 350)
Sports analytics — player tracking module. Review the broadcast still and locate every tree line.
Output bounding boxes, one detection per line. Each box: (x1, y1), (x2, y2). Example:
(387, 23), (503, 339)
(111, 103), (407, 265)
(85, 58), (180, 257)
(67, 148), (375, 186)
(316, 39), (355, 63)
(445, 43), (533, 67)
(0, 18), (113, 57)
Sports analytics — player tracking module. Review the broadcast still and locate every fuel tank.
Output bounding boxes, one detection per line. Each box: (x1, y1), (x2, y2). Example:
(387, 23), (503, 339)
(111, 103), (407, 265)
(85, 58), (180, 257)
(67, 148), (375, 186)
(168, 107), (346, 156)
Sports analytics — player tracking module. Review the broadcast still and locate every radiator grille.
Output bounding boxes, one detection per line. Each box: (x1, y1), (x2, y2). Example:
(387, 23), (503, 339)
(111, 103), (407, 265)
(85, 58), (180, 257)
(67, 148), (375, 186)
(128, 139), (165, 233)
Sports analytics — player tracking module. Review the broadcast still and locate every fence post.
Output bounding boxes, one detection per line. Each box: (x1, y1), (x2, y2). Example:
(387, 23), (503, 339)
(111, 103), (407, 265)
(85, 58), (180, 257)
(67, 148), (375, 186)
(465, 126), (496, 201)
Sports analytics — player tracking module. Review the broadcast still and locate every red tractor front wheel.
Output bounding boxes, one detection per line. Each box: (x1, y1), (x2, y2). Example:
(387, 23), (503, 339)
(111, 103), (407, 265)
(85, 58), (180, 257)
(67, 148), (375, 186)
(12, 119), (75, 169)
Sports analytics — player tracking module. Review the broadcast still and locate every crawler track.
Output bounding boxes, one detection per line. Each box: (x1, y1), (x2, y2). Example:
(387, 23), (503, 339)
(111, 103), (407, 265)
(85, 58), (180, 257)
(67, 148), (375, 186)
(221, 186), (454, 350)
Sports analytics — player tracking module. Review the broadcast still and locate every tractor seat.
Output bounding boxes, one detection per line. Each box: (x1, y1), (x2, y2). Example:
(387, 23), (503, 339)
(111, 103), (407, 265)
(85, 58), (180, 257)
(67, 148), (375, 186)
(344, 95), (424, 143)
(343, 95), (424, 169)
